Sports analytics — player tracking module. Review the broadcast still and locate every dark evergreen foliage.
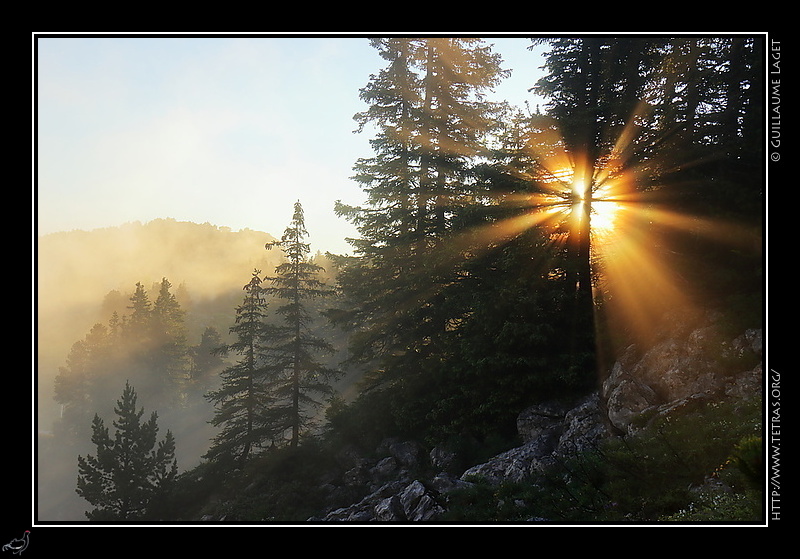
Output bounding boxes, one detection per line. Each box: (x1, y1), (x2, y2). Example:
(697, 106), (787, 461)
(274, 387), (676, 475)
(263, 201), (340, 448)
(329, 38), (522, 444)
(76, 381), (178, 520)
(204, 201), (339, 464)
(150, 278), (190, 395)
(188, 326), (225, 390)
(204, 270), (275, 466)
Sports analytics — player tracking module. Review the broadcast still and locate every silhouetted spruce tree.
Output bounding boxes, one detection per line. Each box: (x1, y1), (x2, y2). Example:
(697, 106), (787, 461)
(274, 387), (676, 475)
(644, 36), (764, 223)
(54, 323), (115, 440)
(264, 200), (339, 448)
(108, 279), (190, 408)
(124, 282), (153, 348)
(531, 37), (680, 373)
(53, 279), (192, 440)
(204, 270), (275, 466)
(531, 37), (622, 379)
(117, 281), (160, 404)
(188, 326), (224, 392)
(76, 381), (177, 520)
(331, 38), (508, 394)
(151, 278), (190, 396)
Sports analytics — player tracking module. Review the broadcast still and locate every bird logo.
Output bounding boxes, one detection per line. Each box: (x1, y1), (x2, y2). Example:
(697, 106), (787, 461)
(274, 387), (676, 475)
(2, 531), (29, 555)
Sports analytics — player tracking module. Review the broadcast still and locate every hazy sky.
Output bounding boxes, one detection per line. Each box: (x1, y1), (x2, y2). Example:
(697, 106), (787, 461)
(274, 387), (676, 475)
(35, 34), (545, 255)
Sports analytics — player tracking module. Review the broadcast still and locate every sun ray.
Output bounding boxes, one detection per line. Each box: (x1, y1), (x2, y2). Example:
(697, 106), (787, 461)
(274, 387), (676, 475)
(496, 114), (734, 353)
(472, 103), (759, 358)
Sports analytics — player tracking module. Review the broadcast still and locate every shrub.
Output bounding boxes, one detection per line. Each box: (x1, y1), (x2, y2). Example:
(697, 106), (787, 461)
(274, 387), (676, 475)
(501, 396), (763, 523)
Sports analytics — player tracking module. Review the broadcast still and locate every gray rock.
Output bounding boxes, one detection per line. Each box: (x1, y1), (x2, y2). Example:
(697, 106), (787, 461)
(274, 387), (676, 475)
(460, 436), (555, 484)
(430, 472), (473, 493)
(555, 392), (606, 456)
(370, 456), (398, 478)
(430, 446), (457, 471)
(517, 399), (571, 444)
(308, 313), (762, 522)
(375, 495), (405, 521)
(388, 440), (422, 469)
(400, 480), (444, 521)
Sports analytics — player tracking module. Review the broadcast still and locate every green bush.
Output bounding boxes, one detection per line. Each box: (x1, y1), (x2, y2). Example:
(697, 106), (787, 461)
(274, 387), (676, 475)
(729, 435), (763, 489)
(662, 487), (762, 521)
(450, 396), (764, 523)
(442, 478), (548, 522)
(662, 433), (763, 522)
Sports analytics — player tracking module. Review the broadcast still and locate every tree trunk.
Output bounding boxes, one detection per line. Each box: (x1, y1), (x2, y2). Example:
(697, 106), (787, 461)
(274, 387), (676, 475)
(570, 38), (600, 378)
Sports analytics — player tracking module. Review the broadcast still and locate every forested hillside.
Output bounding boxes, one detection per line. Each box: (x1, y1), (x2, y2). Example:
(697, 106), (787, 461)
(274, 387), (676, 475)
(37, 219), (283, 428)
(37, 216), (348, 520)
(36, 36), (765, 525)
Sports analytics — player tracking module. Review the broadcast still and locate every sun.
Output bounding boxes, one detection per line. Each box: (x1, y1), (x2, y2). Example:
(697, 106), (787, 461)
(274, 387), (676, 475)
(534, 164), (625, 246)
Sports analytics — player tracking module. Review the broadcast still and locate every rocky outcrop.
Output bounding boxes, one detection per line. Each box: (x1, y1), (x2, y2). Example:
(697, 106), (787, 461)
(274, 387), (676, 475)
(308, 440), (452, 522)
(316, 479), (442, 522)
(602, 309), (762, 435)
(307, 392), (609, 521)
(460, 392), (606, 485)
(307, 310), (762, 522)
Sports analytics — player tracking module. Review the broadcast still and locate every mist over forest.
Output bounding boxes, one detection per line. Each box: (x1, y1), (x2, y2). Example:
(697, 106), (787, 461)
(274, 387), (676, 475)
(38, 221), (277, 422)
(37, 220), (289, 518)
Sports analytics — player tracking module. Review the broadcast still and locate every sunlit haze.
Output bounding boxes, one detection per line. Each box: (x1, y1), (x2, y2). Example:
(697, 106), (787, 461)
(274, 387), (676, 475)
(36, 35), (544, 255)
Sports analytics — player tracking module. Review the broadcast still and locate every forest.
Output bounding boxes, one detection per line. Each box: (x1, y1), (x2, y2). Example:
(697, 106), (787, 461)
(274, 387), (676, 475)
(36, 36), (765, 525)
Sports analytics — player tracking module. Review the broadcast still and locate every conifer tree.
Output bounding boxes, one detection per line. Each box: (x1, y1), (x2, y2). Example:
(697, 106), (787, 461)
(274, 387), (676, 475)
(330, 38), (509, 425)
(54, 323), (118, 440)
(111, 279), (190, 407)
(76, 381), (177, 520)
(204, 270), (274, 466)
(531, 35), (764, 325)
(264, 200), (339, 448)
(125, 282), (153, 348)
(151, 277), (190, 396)
(188, 326), (224, 391)
(530, 37), (610, 379)
(54, 279), (192, 440)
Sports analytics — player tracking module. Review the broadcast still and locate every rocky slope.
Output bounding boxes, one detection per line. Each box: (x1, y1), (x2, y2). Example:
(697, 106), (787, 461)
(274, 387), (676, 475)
(301, 308), (763, 522)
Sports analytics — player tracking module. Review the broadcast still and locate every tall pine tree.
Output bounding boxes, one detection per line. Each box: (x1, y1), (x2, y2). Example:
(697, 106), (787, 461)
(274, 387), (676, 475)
(151, 277), (190, 400)
(205, 270), (275, 466)
(54, 323), (115, 440)
(332, 37), (508, 377)
(529, 35), (764, 350)
(54, 279), (193, 440)
(188, 326), (225, 392)
(327, 38), (558, 443)
(264, 201), (339, 448)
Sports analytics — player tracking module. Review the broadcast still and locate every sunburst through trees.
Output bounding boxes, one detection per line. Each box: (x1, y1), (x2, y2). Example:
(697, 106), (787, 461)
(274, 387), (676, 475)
(331, 36), (762, 445)
(488, 48), (762, 359)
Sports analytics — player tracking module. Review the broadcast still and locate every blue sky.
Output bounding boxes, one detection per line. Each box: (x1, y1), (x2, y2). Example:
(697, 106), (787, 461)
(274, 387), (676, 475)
(35, 35), (545, 254)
